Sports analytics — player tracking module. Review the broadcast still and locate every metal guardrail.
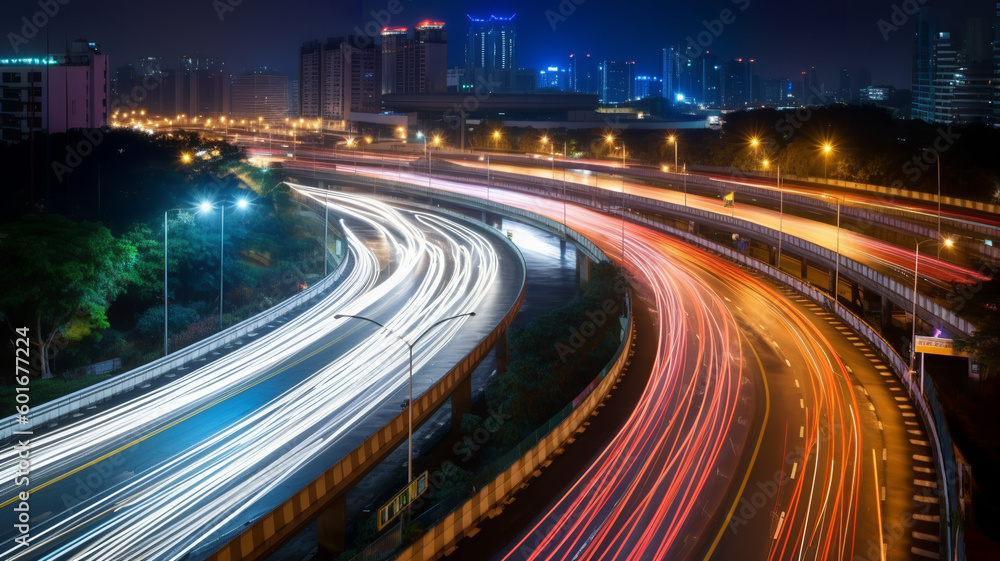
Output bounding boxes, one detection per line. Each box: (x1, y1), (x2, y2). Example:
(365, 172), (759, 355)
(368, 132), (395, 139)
(0, 217), (349, 441)
(308, 166), (964, 561)
(340, 166), (975, 336)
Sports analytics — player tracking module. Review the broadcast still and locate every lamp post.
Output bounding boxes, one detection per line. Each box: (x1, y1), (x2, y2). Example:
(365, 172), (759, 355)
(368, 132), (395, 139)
(823, 194), (843, 308)
(909, 237), (954, 379)
(764, 160), (784, 267)
(605, 134), (626, 267)
(669, 135), (678, 174)
(163, 208), (184, 356)
(334, 311), (476, 518)
(822, 143), (833, 181)
(200, 197), (250, 325)
(919, 148), (944, 258)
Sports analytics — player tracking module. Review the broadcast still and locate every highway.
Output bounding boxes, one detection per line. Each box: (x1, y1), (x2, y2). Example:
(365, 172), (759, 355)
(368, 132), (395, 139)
(443, 159), (986, 288)
(335, 167), (940, 560)
(0, 193), (523, 560)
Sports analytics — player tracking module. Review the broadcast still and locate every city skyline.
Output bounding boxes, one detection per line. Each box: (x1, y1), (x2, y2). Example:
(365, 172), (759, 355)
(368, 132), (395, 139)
(0, 0), (992, 90)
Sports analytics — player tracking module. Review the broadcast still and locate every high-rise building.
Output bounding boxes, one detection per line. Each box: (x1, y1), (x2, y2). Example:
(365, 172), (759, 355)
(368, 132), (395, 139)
(139, 56), (163, 78)
(0, 40), (109, 143)
(231, 70), (288, 120)
(860, 85), (896, 103)
(912, 7), (995, 125)
(299, 37), (379, 122)
(662, 46), (676, 101)
(721, 58), (752, 109)
(380, 27), (408, 95)
(538, 66), (566, 90)
(465, 14), (516, 91)
(114, 64), (136, 98)
(634, 76), (662, 100)
(380, 21), (448, 95)
(568, 53), (599, 94)
(599, 60), (634, 104)
(764, 78), (783, 106)
(952, 18), (995, 125)
(839, 67), (852, 103)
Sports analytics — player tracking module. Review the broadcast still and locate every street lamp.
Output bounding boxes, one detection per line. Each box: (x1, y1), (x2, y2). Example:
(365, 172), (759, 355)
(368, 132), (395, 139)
(492, 130), (501, 151)
(919, 148), (944, 258)
(163, 203), (218, 354)
(668, 135), (679, 176)
(763, 160), (784, 267)
(909, 237), (954, 380)
(200, 197), (251, 325)
(822, 143), (833, 181)
(605, 134), (627, 267)
(334, 311), (476, 518)
(823, 194), (843, 308)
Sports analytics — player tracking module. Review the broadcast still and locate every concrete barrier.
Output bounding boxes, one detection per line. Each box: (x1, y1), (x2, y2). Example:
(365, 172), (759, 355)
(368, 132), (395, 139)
(393, 299), (634, 561)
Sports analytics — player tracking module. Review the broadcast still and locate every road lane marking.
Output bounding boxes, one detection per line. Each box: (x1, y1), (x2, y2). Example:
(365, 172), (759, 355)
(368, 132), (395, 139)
(702, 335), (770, 561)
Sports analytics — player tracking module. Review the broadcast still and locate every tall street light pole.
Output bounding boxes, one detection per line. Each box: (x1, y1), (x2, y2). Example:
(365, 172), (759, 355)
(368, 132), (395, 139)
(201, 198), (250, 325)
(669, 135), (678, 174)
(764, 160), (784, 267)
(334, 312), (476, 518)
(823, 143), (833, 181)
(822, 194), (842, 308)
(909, 237), (954, 379)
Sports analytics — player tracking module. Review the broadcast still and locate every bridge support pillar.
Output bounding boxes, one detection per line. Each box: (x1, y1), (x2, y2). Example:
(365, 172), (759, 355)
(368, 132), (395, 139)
(316, 493), (347, 560)
(800, 256), (808, 280)
(452, 375), (472, 432)
(851, 281), (861, 308)
(496, 330), (509, 376)
(881, 294), (891, 329)
(829, 270), (838, 301)
(577, 252), (591, 285)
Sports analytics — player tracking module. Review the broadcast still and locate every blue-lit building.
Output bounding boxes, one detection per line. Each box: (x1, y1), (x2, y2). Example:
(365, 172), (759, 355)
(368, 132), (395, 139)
(465, 14), (517, 92)
(568, 53), (599, 95)
(634, 76), (662, 100)
(599, 60), (634, 104)
(538, 66), (566, 90)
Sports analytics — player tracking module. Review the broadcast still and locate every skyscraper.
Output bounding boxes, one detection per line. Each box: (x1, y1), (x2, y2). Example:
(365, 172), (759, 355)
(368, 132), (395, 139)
(912, 7), (941, 122)
(568, 53), (599, 94)
(634, 76), (662, 100)
(299, 37), (379, 122)
(466, 14), (516, 91)
(720, 59), (752, 109)
(912, 7), (995, 125)
(839, 67), (852, 103)
(380, 27), (408, 95)
(381, 21), (448, 95)
(599, 60), (634, 104)
(231, 70), (288, 120)
(662, 46), (676, 101)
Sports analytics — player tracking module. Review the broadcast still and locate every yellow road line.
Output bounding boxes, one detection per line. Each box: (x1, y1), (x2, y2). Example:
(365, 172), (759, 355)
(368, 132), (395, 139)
(702, 331), (771, 560)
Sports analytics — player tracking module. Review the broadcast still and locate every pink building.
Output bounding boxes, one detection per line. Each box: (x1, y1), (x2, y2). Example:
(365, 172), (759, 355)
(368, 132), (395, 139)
(0, 40), (109, 143)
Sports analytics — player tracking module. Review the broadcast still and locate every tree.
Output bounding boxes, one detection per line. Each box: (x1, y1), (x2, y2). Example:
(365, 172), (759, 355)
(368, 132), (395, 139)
(954, 279), (1000, 379)
(0, 215), (137, 377)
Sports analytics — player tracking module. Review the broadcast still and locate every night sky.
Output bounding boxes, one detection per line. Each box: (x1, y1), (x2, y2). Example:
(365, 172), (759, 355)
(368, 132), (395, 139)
(0, 0), (991, 89)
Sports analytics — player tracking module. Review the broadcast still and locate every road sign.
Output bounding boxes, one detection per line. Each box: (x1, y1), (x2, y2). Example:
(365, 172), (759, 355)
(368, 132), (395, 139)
(914, 336), (969, 357)
(377, 471), (429, 531)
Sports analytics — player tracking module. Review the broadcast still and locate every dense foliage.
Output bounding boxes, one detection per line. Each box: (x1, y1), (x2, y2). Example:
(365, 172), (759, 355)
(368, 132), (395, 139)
(0, 130), (322, 388)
